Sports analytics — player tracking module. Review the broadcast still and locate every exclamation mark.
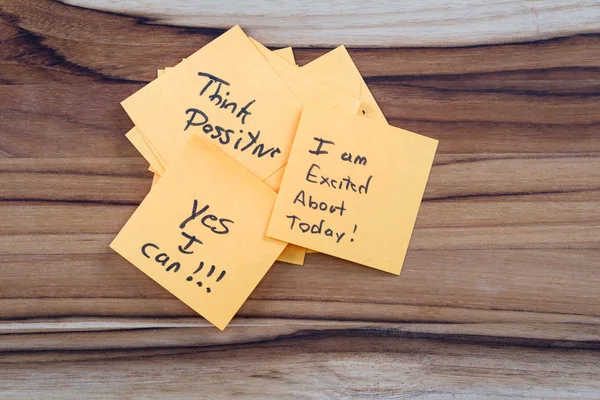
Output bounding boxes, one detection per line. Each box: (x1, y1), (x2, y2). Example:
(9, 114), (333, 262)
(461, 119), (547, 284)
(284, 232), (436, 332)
(205, 269), (227, 294)
(186, 261), (205, 285)
(206, 264), (215, 278)
(350, 224), (357, 242)
(186, 262), (227, 294)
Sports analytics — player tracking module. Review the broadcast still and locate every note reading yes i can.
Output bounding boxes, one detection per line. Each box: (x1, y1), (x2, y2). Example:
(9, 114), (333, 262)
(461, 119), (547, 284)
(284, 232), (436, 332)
(267, 103), (438, 275)
(111, 136), (287, 330)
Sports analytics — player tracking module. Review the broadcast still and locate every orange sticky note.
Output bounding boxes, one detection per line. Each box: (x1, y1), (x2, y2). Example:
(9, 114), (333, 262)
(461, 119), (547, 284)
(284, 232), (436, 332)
(122, 26), (302, 185)
(136, 48), (297, 176)
(276, 243), (306, 265)
(302, 46), (386, 123)
(111, 136), (287, 329)
(158, 49), (293, 80)
(274, 47), (296, 65)
(267, 103), (438, 275)
(301, 68), (360, 99)
(249, 37), (360, 116)
(151, 173), (160, 186)
(126, 128), (166, 173)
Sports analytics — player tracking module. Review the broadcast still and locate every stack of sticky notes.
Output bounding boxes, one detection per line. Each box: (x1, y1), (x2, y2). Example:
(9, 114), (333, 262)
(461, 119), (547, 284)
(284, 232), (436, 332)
(112, 26), (438, 330)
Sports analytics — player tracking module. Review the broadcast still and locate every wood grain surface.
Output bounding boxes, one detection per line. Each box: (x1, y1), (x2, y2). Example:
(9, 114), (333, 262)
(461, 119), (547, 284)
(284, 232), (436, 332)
(1, 0), (600, 398)
(62, 0), (600, 47)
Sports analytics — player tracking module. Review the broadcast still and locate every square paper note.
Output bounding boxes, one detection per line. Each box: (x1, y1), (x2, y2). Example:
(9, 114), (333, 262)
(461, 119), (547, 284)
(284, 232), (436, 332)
(121, 25), (302, 184)
(267, 103), (438, 274)
(111, 136), (287, 329)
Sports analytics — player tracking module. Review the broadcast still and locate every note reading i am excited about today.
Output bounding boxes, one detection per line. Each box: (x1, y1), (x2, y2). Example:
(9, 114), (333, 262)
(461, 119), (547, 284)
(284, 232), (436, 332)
(267, 103), (438, 275)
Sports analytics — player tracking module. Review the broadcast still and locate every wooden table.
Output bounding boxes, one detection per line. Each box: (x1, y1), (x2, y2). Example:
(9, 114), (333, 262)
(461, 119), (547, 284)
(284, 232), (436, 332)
(1, 1), (599, 398)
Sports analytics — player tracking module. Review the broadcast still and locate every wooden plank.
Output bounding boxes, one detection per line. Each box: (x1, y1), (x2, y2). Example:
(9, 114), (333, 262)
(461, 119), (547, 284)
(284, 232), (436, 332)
(2, 297), (600, 326)
(425, 154), (600, 201)
(46, 0), (600, 47)
(0, 3), (599, 84)
(2, 156), (598, 204)
(0, 203), (136, 235)
(0, 329), (599, 398)
(1, 219), (598, 255)
(1, 250), (598, 317)
(2, 223), (599, 255)
(0, 155), (598, 255)
(0, 157), (150, 204)
(0, 85), (140, 158)
(3, 82), (599, 155)
(1, 1), (600, 395)
(2, 200), (599, 235)
(1, 318), (600, 353)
